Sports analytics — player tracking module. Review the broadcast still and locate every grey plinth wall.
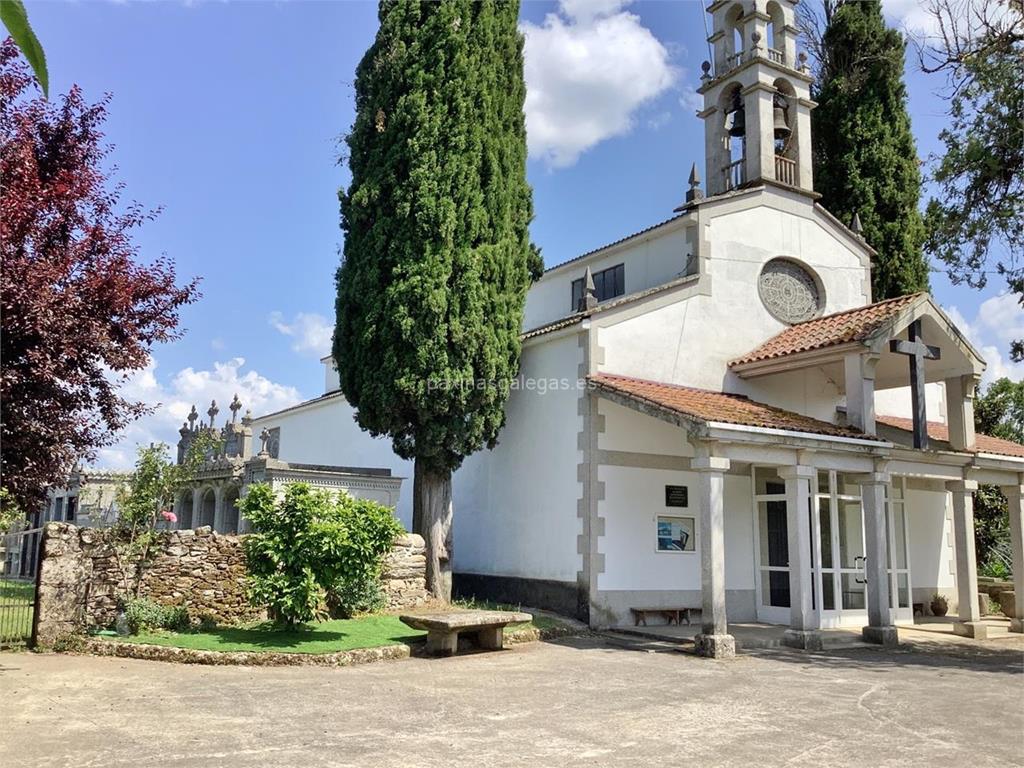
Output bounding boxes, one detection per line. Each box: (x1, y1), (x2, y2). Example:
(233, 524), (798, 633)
(34, 524), (428, 648)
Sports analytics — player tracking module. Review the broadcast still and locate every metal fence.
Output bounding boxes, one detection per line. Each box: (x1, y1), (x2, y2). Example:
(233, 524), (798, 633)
(0, 525), (43, 647)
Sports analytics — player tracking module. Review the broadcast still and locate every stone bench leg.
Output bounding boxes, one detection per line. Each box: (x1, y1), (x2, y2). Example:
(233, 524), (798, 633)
(476, 626), (504, 650)
(426, 630), (459, 656)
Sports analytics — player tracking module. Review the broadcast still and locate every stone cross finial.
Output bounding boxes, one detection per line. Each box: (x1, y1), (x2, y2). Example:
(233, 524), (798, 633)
(229, 393), (242, 423)
(889, 319), (941, 450)
(187, 405), (199, 431)
(207, 400), (219, 427)
(686, 162), (704, 203)
(578, 266), (598, 313)
(258, 427), (271, 456)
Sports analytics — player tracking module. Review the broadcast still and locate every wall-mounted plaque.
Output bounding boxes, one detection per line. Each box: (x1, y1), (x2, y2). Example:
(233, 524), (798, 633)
(665, 485), (688, 508)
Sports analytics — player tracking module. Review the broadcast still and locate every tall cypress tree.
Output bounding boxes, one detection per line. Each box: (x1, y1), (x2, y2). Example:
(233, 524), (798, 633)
(812, 0), (929, 300)
(334, 0), (533, 599)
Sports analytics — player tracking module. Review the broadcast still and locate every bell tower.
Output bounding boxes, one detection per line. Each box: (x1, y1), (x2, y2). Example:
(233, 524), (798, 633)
(697, 0), (815, 197)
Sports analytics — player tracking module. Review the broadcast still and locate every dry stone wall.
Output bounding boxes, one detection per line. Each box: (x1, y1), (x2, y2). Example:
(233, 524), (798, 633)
(34, 523), (428, 648)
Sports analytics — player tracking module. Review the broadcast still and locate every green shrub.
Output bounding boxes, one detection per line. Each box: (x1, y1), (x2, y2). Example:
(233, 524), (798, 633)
(123, 598), (190, 634)
(329, 576), (386, 619)
(240, 483), (403, 627)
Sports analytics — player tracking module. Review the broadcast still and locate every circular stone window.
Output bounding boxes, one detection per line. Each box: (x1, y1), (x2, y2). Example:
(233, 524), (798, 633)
(758, 258), (824, 324)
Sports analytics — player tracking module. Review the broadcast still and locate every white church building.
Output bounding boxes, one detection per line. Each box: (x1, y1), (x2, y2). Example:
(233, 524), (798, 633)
(173, 0), (1024, 657)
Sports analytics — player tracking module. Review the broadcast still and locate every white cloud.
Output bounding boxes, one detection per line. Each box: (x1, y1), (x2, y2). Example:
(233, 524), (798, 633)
(521, 0), (677, 168)
(95, 357), (302, 471)
(679, 85), (703, 113)
(269, 311), (334, 358)
(943, 292), (1024, 387)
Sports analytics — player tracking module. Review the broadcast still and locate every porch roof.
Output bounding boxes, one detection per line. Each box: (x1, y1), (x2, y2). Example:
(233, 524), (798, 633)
(589, 373), (881, 442)
(876, 415), (1024, 459)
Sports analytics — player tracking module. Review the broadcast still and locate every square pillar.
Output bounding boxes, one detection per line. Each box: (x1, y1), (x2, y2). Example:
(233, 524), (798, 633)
(944, 375), (978, 452)
(212, 485), (226, 534)
(779, 465), (821, 650)
(948, 479), (988, 639)
(843, 353), (879, 435)
(861, 475), (898, 646)
(692, 453), (735, 659)
(1004, 481), (1024, 633)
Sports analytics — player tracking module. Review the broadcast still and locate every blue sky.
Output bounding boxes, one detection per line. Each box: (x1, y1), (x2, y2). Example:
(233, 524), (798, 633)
(22, 0), (1021, 468)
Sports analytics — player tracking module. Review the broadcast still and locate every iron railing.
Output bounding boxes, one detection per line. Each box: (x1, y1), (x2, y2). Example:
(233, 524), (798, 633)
(0, 525), (43, 647)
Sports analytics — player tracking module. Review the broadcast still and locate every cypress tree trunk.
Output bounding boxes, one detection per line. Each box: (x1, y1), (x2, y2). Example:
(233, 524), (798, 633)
(417, 460), (453, 601)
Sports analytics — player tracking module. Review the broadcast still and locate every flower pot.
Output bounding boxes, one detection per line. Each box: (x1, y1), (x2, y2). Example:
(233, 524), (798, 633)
(930, 599), (948, 617)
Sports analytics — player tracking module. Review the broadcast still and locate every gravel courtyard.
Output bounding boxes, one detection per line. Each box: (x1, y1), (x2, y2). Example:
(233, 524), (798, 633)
(2, 634), (1022, 768)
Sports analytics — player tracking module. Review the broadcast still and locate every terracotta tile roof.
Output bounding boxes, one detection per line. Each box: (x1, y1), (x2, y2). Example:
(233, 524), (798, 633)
(590, 374), (882, 441)
(876, 415), (1024, 459)
(730, 293), (926, 367)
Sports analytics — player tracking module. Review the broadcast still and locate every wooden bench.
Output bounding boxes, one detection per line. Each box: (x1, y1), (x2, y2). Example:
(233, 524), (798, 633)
(630, 607), (694, 627)
(400, 610), (532, 656)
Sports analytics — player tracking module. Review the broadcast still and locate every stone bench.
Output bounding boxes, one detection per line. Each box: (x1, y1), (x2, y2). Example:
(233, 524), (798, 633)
(400, 609), (532, 656)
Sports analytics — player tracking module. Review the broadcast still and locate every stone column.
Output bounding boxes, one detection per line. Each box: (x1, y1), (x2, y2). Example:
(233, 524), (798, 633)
(861, 474), (898, 645)
(693, 452), (735, 659)
(212, 484), (225, 534)
(191, 486), (202, 531)
(779, 465), (820, 650)
(948, 479), (988, 639)
(1004, 480), (1024, 633)
(944, 374), (977, 452)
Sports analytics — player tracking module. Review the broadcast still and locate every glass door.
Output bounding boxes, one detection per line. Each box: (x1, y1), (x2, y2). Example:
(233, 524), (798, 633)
(815, 471), (869, 628)
(753, 468), (790, 624)
(886, 478), (913, 624)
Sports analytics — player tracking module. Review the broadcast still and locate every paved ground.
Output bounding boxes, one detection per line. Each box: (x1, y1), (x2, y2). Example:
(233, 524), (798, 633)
(2, 634), (1022, 767)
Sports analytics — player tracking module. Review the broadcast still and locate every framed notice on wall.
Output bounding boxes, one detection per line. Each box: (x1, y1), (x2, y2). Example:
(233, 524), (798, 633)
(664, 485), (688, 507)
(657, 515), (695, 553)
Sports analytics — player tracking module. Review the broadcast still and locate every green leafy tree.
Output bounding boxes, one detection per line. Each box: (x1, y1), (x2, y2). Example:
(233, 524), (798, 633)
(917, 0), (1023, 361)
(334, 0), (534, 599)
(240, 483), (403, 627)
(971, 377), (1024, 576)
(811, 0), (929, 300)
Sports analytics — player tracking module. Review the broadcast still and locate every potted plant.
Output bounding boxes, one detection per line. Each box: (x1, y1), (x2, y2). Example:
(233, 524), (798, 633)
(930, 593), (949, 617)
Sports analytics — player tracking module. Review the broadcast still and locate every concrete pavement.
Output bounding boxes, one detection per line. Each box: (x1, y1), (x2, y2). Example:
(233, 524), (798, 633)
(1, 634), (1022, 767)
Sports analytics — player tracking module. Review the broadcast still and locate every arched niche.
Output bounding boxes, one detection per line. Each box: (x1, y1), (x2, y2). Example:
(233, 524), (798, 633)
(197, 487), (217, 529)
(177, 491), (194, 529)
(725, 3), (746, 64)
(766, 1), (785, 53)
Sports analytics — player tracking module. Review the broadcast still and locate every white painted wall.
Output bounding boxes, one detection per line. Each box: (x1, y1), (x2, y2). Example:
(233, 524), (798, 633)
(876, 382), (946, 422)
(906, 483), (957, 604)
(452, 332), (583, 582)
(523, 220), (693, 330)
(250, 395), (415, 528)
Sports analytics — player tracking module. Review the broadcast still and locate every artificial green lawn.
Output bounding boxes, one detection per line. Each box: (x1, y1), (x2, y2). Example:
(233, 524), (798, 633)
(100, 604), (571, 655)
(107, 615), (427, 655)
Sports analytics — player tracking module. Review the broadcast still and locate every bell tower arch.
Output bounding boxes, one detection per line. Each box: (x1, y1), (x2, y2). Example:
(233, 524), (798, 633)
(698, 0), (815, 197)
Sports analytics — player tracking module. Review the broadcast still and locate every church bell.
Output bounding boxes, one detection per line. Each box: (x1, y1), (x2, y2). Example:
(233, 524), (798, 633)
(772, 95), (791, 140)
(727, 92), (746, 138)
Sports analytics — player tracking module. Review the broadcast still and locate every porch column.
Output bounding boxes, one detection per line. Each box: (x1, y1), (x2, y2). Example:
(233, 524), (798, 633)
(948, 479), (988, 639)
(844, 352), (879, 435)
(779, 464), (821, 650)
(1004, 480), (1024, 633)
(944, 374), (978, 451)
(861, 473), (898, 646)
(693, 451), (735, 659)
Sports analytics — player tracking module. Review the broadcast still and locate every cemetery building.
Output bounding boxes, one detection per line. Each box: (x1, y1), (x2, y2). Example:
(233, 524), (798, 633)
(260, 0), (1023, 656)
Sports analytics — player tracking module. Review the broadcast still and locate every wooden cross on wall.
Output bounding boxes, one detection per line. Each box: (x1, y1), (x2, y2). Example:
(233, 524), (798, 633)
(889, 319), (941, 450)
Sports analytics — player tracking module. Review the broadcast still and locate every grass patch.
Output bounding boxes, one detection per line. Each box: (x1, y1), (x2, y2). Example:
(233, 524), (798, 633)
(0, 580), (35, 645)
(102, 614), (427, 655)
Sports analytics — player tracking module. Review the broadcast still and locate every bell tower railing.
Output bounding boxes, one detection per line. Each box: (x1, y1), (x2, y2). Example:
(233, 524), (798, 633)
(723, 158), (745, 192)
(774, 155), (797, 186)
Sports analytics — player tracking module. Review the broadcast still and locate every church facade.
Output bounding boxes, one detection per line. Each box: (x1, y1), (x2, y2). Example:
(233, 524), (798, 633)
(251, 0), (1024, 657)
